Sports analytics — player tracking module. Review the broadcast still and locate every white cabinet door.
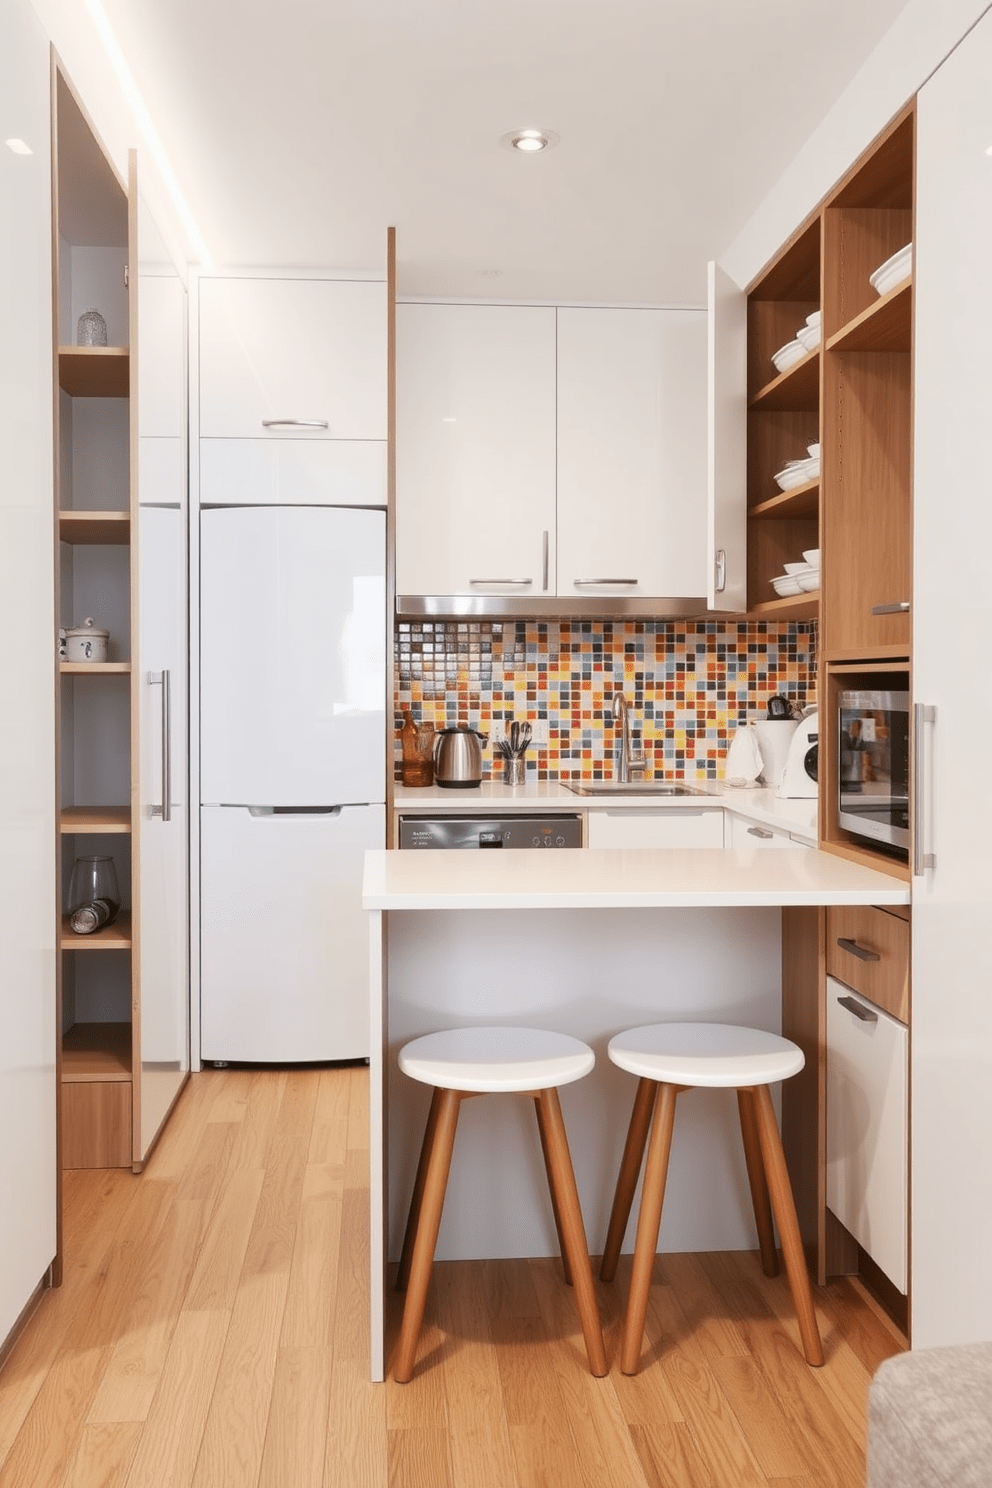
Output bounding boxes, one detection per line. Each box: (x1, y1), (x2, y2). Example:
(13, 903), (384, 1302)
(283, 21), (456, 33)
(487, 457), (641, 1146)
(707, 262), (748, 611)
(556, 308), (707, 601)
(826, 978), (908, 1293)
(199, 276), (387, 507)
(587, 809), (725, 848)
(912, 10), (992, 1348)
(395, 304), (558, 598)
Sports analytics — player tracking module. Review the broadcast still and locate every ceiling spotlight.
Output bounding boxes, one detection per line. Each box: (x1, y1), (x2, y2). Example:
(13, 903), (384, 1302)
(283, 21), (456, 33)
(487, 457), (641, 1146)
(500, 128), (560, 155)
(5, 138), (33, 155)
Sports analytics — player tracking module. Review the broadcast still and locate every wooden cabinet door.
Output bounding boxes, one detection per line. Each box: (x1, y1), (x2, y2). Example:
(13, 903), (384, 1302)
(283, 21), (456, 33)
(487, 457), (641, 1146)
(556, 307), (707, 601)
(395, 303), (557, 598)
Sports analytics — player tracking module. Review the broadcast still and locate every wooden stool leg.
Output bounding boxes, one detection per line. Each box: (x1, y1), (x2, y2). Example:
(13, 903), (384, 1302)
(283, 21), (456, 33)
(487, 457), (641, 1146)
(737, 1088), (779, 1278)
(393, 1087), (461, 1383)
(397, 1087), (444, 1292)
(601, 1076), (657, 1282)
(534, 1094), (573, 1286)
(535, 1088), (608, 1377)
(621, 1082), (678, 1376)
(752, 1084), (825, 1367)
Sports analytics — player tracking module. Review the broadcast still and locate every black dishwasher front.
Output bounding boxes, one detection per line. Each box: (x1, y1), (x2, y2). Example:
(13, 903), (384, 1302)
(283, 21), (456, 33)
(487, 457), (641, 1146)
(398, 815), (582, 850)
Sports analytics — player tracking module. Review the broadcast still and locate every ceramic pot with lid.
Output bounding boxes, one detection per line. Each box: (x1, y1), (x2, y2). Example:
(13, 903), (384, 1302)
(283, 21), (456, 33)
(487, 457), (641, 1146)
(433, 725), (488, 788)
(60, 617), (109, 663)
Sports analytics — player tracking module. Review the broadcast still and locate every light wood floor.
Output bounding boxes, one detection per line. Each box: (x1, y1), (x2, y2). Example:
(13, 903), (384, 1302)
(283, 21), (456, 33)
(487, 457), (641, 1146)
(0, 1066), (904, 1488)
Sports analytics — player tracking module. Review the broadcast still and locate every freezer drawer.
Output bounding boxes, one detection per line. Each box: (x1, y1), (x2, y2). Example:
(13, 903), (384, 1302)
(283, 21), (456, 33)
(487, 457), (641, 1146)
(826, 976), (909, 1292)
(200, 804), (383, 1063)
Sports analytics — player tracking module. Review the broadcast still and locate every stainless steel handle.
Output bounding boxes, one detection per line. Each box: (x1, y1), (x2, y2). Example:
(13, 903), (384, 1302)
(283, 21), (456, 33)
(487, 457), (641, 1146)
(572, 578), (639, 587)
(715, 548), (727, 594)
(247, 805), (343, 817)
(605, 809), (706, 818)
(914, 702), (937, 875)
(837, 936), (880, 963)
(149, 670), (171, 822)
(871, 601), (911, 615)
(469, 577), (533, 586)
(542, 530), (549, 591)
(260, 418), (329, 429)
(837, 994), (878, 1023)
(747, 826), (774, 840)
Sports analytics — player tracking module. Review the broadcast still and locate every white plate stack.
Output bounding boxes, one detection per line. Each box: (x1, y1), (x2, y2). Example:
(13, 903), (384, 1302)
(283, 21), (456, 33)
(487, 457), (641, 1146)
(869, 243), (912, 297)
(771, 309), (821, 374)
(773, 441), (821, 492)
(771, 547), (820, 598)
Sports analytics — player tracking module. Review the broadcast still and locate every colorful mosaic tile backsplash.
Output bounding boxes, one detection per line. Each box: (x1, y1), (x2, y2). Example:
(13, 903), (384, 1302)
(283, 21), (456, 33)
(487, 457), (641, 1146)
(395, 619), (817, 782)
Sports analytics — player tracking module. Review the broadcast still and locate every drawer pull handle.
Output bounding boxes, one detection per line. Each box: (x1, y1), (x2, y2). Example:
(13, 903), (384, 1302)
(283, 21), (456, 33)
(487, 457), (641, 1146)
(747, 826), (774, 839)
(260, 418), (329, 429)
(469, 577), (533, 586)
(572, 577), (639, 586)
(837, 994), (878, 1023)
(837, 936), (880, 963)
(870, 601), (910, 615)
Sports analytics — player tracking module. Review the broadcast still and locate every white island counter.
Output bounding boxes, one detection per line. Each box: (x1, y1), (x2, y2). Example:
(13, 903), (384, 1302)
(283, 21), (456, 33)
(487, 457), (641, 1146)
(363, 846), (908, 1379)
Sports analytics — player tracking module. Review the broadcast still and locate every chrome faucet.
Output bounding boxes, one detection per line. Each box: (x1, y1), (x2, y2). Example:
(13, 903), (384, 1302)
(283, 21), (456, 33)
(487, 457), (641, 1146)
(612, 689), (647, 783)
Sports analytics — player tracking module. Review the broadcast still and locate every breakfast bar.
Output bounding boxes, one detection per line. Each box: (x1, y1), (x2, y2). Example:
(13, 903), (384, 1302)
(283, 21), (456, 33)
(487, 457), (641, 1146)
(363, 846), (910, 1380)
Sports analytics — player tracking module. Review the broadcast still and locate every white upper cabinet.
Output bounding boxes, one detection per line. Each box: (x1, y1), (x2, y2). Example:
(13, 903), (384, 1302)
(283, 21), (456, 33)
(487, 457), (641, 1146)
(706, 263), (748, 612)
(198, 276), (388, 506)
(556, 308), (707, 601)
(395, 303), (557, 598)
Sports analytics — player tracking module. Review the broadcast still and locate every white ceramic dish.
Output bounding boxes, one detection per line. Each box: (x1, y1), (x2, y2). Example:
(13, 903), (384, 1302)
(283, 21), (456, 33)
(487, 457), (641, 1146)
(805, 310), (821, 327)
(802, 548), (821, 566)
(773, 456), (820, 491)
(869, 242), (912, 297)
(771, 338), (806, 373)
(807, 443), (820, 459)
(796, 322), (821, 351)
(783, 561), (812, 576)
(771, 574), (803, 597)
(796, 572), (820, 592)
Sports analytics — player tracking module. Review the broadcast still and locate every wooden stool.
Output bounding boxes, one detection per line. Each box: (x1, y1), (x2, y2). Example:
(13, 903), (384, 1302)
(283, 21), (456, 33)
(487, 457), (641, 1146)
(393, 1025), (608, 1382)
(600, 1021), (824, 1374)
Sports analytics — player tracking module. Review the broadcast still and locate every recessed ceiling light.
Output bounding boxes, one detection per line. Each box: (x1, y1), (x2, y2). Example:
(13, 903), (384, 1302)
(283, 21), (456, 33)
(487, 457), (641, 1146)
(500, 128), (560, 155)
(5, 138), (33, 155)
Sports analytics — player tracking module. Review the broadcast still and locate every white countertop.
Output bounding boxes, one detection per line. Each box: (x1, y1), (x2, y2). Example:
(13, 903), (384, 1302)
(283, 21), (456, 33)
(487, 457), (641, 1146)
(393, 779), (818, 839)
(363, 845), (909, 910)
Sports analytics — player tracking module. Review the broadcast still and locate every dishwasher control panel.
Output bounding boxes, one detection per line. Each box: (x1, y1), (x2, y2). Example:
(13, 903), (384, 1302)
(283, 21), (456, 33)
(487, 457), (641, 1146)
(398, 814), (582, 850)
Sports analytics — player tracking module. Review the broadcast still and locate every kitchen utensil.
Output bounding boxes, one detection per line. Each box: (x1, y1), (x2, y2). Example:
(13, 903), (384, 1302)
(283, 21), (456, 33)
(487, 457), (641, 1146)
(60, 616), (109, 663)
(400, 712), (435, 787)
(504, 757), (525, 786)
(434, 725), (487, 788)
(777, 711), (819, 799)
(754, 717), (799, 789)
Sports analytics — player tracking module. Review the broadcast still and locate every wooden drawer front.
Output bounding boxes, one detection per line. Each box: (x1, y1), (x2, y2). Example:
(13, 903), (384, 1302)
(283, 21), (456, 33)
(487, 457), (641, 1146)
(826, 904), (909, 1024)
(62, 1081), (132, 1169)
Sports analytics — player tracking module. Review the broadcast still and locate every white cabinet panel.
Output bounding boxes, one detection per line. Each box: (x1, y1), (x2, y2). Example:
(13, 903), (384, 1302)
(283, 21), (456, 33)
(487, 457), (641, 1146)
(199, 437), (386, 508)
(199, 277), (387, 441)
(912, 9), (992, 1347)
(556, 308), (707, 601)
(587, 809), (724, 848)
(826, 978), (908, 1293)
(707, 262), (748, 611)
(395, 303), (557, 598)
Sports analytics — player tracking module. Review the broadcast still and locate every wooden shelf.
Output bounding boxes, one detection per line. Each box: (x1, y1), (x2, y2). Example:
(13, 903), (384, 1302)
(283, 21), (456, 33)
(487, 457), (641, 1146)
(749, 594), (820, 621)
(58, 346), (130, 398)
(58, 510), (130, 545)
(826, 280), (912, 354)
(60, 911), (132, 950)
(748, 350), (820, 411)
(61, 1021), (132, 1082)
(750, 480), (819, 521)
(60, 806), (131, 834)
(60, 661), (131, 674)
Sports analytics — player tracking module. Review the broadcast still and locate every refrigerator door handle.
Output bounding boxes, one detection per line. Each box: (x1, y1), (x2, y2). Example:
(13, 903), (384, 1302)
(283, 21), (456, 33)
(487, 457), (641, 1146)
(246, 805), (344, 817)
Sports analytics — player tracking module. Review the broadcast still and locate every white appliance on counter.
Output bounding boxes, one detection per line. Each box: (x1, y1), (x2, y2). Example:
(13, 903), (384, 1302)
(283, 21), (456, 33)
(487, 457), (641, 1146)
(199, 505), (385, 1063)
(777, 710), (819, 799)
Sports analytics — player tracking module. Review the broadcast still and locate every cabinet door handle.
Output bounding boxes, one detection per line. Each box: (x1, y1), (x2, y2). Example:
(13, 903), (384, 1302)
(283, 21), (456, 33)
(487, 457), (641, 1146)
(572, 578), (639, 586)
(149, 669), (171, 822)
(870, 601), (910, 615)
(469, 577), (533, 585)
(260, 418), (329, 429)
(747, 825), (774, 839)
(837, 994), (878, 1023)
(542, 530), (549, 591)
(914, 702), (937, 875)
(837, 936), (880, 963)
(715, 548), (727, 594)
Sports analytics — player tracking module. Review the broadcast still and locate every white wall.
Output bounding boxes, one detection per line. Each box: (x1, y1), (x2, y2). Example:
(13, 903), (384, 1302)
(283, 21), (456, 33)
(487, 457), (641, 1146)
(721, 0), (992, 289)
(0, 0), (58, 1347)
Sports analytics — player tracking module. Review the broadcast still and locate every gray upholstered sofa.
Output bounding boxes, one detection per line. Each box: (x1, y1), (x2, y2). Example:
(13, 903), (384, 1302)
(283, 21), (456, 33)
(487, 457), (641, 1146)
(867, 1342), (992, 1487)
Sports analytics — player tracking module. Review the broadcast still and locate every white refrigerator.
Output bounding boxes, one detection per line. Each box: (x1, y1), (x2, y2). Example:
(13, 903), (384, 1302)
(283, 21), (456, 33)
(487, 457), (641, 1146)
(200, 504), (385, 1063)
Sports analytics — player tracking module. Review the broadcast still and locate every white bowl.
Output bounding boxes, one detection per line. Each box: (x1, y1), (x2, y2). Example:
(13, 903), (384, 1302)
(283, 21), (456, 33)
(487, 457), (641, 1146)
(771, 574), (803, 597)
(796, 572), (820, 592)
(807, 442), (820, 459)
(802, 548), (821, 567)
(805, 310), (821, 327)
(771, 338), (806, 373)
(783, 561), (812, 576)
(774, 465), (811, 492)
(796, 322), (821, 352)
(869, 242), (912, 297)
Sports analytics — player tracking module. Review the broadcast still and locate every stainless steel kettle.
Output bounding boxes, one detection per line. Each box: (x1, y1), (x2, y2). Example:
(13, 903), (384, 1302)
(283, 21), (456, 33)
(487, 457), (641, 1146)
(433, 726), (487, 788)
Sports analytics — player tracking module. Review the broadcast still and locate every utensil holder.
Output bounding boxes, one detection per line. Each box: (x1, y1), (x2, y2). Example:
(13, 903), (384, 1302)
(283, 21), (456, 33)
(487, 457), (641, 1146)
(504, 757), (526, 787)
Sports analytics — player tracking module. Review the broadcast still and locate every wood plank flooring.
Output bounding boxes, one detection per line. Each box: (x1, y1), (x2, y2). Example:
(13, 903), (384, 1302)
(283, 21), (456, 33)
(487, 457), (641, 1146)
(0, 1066), (904, 1487)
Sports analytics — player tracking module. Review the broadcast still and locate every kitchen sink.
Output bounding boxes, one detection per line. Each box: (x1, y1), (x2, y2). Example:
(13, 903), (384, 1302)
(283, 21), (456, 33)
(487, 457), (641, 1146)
(563, 782), (703, 797)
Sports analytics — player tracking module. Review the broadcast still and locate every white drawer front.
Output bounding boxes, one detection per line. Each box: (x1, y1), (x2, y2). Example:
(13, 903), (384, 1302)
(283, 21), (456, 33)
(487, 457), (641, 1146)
(587, 808), (724, 849)
(826, 976), (908, 1292)
(728, 814), (793, 849)
(199, 437), (387, 507)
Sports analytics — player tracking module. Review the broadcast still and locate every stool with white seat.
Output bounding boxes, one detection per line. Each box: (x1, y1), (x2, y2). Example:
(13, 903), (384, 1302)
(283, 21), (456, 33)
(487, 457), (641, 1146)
(600, 1021), (824, 1374)
(393, 1025), (608, 1383)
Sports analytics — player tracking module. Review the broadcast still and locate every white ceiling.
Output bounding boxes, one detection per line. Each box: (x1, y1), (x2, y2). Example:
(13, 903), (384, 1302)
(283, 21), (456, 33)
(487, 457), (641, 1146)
(100, 0), (910, 303)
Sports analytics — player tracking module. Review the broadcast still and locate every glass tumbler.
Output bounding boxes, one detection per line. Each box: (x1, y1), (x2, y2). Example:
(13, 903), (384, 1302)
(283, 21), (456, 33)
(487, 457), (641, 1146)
(67, 854), (121, 934)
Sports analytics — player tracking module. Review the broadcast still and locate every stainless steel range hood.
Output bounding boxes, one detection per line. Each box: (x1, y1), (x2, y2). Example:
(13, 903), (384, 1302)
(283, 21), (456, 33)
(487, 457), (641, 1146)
(395, 593), (711, 620)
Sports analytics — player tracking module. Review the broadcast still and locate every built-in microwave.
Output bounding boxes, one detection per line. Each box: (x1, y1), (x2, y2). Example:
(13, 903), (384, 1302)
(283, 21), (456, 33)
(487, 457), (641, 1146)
(837, 689), (910, 856)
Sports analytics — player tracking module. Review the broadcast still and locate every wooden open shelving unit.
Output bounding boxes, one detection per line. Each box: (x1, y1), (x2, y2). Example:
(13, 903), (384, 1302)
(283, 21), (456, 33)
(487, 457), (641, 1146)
(57, 345), (130, 399)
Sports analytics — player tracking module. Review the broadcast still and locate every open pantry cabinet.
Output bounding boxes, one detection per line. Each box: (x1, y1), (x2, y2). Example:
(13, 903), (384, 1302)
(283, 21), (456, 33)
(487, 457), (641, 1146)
(53, 62), (189, 1178)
